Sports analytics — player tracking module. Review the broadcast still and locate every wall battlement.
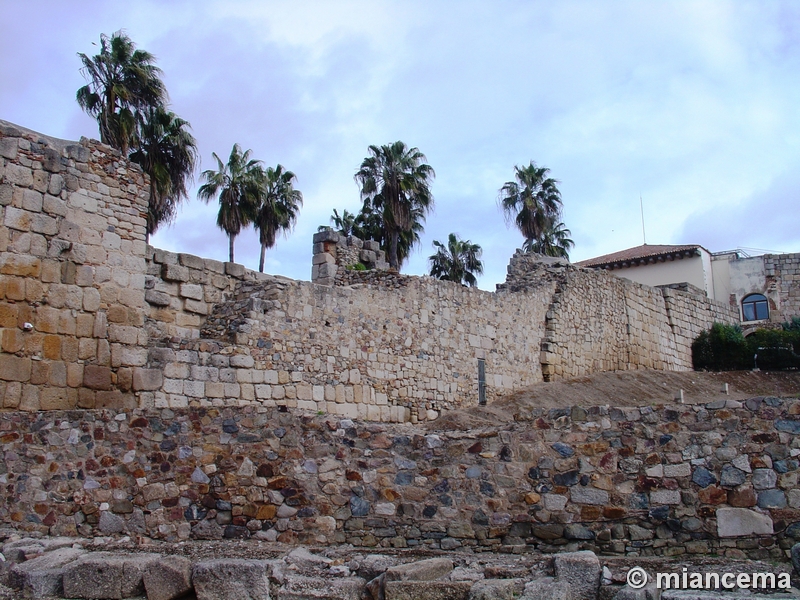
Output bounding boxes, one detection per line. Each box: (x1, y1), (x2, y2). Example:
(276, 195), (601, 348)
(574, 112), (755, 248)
(1, 120), (739, 420)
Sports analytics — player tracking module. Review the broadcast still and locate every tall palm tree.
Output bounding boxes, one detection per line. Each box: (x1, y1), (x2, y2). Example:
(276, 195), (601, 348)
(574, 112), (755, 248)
(523, 221), (574, 259)
(129, 107), (198, 241)
(499, 161), (563, 250)
(253, 165), (303, 273)
(197, 144), (262, 263)
(355, 141), (435, 270)
(429, 233), (484, 287)
(76, 31), (167, 154)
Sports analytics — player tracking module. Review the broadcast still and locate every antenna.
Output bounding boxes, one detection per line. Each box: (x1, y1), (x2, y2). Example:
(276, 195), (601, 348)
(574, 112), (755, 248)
(640, 193), (647, 245)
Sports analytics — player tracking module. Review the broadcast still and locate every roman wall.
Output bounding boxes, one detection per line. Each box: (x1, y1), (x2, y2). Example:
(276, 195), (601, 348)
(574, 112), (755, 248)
(0, 120), (745, 421)
(2, 397), (800, 561)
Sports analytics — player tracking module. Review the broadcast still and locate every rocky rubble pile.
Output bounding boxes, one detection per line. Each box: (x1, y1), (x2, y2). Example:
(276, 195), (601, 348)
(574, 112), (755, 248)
(0, 534), (797, 600)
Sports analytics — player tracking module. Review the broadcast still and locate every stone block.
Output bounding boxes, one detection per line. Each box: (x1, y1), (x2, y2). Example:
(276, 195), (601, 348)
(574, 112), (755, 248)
(385, 580), (471, 600)
(161, 263), (190, 282)
(225, 262), (245, 278)
(553, 551), (600, 600)
(470, 578), (525, 600)
(313, 229), (339, 244)
(716, 507), (773, 537)
(570, 487), (609, 505)
(62, 552), (161, 599)
(521, 578), (571, 600)
(280, 574), (366, 599)
(385, 557), (454, 582)
(650, 489), (681, 505)
(143, 555), (193, 600)
(145, 289), (171, 306)
(193, 559), (270, 600)
(8, 546), (86, 598)
(178, 252), (205, 270)
(0, 355), (31, 381)
(132, 367), (163, 391)
(83, 365), (112, 390)
(179, 283), (203, 300)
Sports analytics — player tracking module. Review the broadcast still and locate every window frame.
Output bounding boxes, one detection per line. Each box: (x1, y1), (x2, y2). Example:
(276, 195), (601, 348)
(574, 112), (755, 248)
(741, 293), (769, 322)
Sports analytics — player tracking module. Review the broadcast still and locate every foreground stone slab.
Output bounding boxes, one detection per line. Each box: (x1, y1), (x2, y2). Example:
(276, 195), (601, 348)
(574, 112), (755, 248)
(384, 580), (472, 600)
(385, 557), (454, 582)
(716, 507), (774, 537)
(614, 583), (661, 600)
(468, 578), (525, 600)
(554, 551), (601, 600)
(193, 558), (271, 600)
(143, 555), (193, 600)
(277, 574), (366, 599)
(62, 552), (161, 599)
(661, 591), (799, 600)
(9, 546), (85, 598)
(520, 577), (571, 600)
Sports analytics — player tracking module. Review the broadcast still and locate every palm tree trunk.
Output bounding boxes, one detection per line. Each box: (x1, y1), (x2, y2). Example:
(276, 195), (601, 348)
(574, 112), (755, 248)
(388, 230), (399, 270)
(228, 234), (235, 264)
(259, 242), (266, 273)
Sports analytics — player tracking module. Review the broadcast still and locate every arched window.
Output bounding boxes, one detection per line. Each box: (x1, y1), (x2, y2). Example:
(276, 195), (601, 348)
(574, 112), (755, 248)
(742, 294), (769, 321)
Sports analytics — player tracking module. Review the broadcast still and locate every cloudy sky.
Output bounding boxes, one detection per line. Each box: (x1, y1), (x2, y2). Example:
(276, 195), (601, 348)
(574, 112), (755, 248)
(2, 1), (799, 289)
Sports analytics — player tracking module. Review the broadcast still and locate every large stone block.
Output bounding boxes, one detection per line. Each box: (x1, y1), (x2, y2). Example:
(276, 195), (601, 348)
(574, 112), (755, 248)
(143, 555), (193, 600)
(62, 552), (161, 599)
(9, 547), (86, 598)
(0, 355), (31, 382)
(520, 578), (571, 600)
(279, 574), (366, 599)
(716, 507), (773, 537)
(132, 367), (163, 391)
(385, 581), (471, 600)
(385, 557), (454, 582)
(553, 551), (600, 600)
(192, 559), (271, 600)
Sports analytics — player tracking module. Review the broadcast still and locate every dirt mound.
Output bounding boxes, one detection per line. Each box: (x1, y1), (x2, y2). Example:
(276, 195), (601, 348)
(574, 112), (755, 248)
(431, 370), (800, 431)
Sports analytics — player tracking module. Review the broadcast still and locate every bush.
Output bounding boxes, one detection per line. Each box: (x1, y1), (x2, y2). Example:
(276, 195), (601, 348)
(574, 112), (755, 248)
(346, 262), (368, 271)
(692, 323), (748, 371)
(693, 322), (800, 371)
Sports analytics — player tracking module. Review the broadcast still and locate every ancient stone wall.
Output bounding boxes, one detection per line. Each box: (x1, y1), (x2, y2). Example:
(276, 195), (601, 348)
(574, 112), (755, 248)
(0, 120), (742, 421)
(0, 120), (150, 412)
(767, 253), (800, 324)
(143, 251), (554, 419)
(2, 398), (799, 560)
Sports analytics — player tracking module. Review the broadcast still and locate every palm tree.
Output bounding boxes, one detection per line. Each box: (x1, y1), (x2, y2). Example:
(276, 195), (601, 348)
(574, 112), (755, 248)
(197, 144), (262, 263)
(76, 31), (167, 154)
(429, 233), (484, 287)
(319, 209), (358, 236)
(253, 165), (303, 273)
(355, 141), (435, 270)
(499, 161), (563, 250)
(523, 221), (574, 259)
(129, 107), (198, 241)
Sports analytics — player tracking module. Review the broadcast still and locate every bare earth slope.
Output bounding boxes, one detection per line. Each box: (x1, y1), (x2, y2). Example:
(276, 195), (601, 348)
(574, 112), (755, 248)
(431, 370), (800, 430)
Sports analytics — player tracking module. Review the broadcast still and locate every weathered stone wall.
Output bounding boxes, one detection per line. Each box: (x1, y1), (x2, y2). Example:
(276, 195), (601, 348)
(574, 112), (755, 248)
(501, 252), (738, 381)
(0, 120), (741, 421)
(767, 253), (800, 324)
(0, 120), (150, 412)
(2, 397), (799, 560)
(143, 253), (554, 419)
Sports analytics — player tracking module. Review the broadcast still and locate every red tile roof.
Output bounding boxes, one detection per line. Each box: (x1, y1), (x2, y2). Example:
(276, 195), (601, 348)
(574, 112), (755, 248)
(576, 244), (703, 269)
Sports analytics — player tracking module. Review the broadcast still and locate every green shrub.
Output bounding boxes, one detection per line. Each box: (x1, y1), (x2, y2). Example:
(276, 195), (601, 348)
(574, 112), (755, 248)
(693, 322), (800, 371)
(346, 262), (368, 271)
(692, 323), (748, 371)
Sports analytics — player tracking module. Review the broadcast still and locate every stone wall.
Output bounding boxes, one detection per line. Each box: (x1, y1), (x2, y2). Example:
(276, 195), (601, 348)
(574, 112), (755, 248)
(501, 252), (737, 381)
(0, 120), (150, 412)
(0, 120), (741, 421)
(766, 253), (800, 325)
(2, 397), (799, 560)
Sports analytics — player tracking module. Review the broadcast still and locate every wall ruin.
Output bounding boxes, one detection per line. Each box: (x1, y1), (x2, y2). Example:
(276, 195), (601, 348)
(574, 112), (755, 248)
(1, 120), (740, 421)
